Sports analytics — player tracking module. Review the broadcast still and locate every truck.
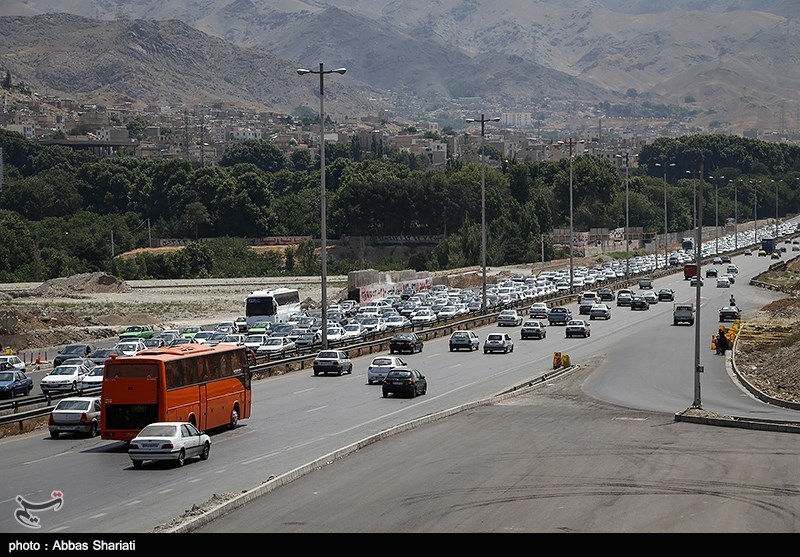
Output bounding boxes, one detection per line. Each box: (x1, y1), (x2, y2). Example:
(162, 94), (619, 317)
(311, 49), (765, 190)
(761, 237), (776, 254)
(681, 237), (694, 251)
(673, 302), (695, 326)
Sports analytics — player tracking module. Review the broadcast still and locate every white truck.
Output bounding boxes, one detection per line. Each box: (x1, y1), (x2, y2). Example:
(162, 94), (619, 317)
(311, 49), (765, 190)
(673, 302), (695, 326)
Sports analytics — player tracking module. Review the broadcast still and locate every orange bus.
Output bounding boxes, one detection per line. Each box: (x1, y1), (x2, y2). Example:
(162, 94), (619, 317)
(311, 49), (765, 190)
(101, 343), (252, 442)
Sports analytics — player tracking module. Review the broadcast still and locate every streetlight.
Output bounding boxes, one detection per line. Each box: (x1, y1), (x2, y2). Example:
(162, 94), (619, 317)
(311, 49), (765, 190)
(692, 163), (704, 409)
(773, 179), (778, 240)
(466, 115), (500, 314)
(297, 63), (346, 349)
(616, 153), (631, 278)
(559, 138), (585, 292)
(731, 179), (739, 250)
(749, 180), (759, 244)
(709, 175), (723, 255)
(655, 162), (674, 269)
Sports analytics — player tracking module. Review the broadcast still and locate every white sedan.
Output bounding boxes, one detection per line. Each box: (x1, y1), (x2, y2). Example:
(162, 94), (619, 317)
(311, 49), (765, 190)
(40, 364), (90, 395)
(128, 422), (211, 468)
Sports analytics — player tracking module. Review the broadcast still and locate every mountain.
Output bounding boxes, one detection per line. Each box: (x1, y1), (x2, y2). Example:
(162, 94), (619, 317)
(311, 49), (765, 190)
(1, 1), (799, 132)
(0, 13), (377, 118)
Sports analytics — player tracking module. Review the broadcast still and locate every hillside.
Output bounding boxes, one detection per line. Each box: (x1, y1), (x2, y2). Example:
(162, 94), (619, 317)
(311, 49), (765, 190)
(4, 2), (800, 130)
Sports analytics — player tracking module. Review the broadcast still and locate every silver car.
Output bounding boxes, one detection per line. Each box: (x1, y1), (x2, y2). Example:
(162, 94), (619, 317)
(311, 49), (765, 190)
(49, 396), (101, 438)
(367, 356), (408, 385)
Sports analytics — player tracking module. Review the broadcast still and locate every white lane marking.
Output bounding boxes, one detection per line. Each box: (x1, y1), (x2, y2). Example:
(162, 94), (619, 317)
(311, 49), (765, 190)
(157, 488), (173, 494)
(188, 478), (202, 483)
(89, 513), (108, 519)
(215, 469), (227, 474)
(293, 387), (315, 394)
(448, 363), (462, 369)
(307, 405), (328, 413)
(50, 526), (69, 532)
(125, 500), (142, 506)
(24, 451), (73, 465)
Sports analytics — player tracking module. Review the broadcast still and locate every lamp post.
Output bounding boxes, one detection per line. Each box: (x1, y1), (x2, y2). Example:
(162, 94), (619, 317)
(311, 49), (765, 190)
(466, 115), (500, 314)
(709, 175), (723, 255)
(750, 180), (759, 243)
(616, 153), (631, 277)
(559, 138), (584, 291)
(655, 162), (674, 269)
(732, 179), (738, 250)
(297, 63), (346, 349)
(692, 162), (704, 409)
(773, 180), (779, 240)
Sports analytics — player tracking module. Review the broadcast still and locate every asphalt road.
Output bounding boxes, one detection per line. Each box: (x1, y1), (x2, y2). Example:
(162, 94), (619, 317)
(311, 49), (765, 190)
(1, 248), (798, 533)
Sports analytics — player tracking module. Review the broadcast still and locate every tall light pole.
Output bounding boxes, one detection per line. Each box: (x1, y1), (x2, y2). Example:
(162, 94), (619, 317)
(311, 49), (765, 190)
(750, 180), (759, 244)
(709, 175), (723, 255)
(559, 138), (584, 291)
(655, 162), (674, 269)
(466, 115), (500, 314)
(773, 179), (779, 240)
(616, 153), (631, 278)
(297, 63), (346, 349)
(732, 179), (738, 250)
(692, 161), (704, 409)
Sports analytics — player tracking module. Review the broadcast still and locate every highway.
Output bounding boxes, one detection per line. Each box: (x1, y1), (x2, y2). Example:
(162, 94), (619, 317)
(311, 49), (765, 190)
(1, 248), (798, 533)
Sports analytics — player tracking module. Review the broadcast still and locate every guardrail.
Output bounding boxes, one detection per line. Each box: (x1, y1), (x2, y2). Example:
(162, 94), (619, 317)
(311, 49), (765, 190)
(0, 385), (102, 432)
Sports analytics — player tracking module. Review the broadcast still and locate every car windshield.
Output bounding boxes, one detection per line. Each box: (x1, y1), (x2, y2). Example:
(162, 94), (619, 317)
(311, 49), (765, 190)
(372, 358), (392, 365)
(387, 370), (412, 379)
(452, 332), (468, 338)
(63, 345), (86, 355)
(317, 351), (339, 359)
(91, 349), (113, 357)
(125, 326), (143, 332)
(51, 366), (80, 375)
(54, 400), (92, 411)
(0, 372), (13, 381)
(488, 335), (502, 340)
(118, 344), (138, 351)
(87, 368), (103, 376)
(265, 339), (283, 345)
(138, 424), (177, 437)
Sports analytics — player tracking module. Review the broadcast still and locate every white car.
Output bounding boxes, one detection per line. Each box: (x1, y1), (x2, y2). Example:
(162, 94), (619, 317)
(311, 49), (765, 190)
(49, 396), (101, 439)
(128, 422), (211, 468)
(342, 323), (366, 340)
(410, 309), (436, 325)
(191, 330), (217, 344)
(497, 309), (523, 326)
(326, 326), (346, 342)
(436, 306), (459, 319)
(115, 339), (147, 356)
(384, 315), (411, 330)
(361, 317), (387, 333)
(77, 365), (104, 393)
(218, 334), (246, 346)
(40, 364), (91, 395)
(0, 354), (26, 373)
(243, 334), (270, 352)
(367, 355), (408, 385)
(257, 336), (296, 355)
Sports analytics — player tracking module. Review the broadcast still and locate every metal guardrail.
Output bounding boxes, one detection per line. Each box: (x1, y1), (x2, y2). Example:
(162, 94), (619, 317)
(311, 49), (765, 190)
(0, 386), (102, 430)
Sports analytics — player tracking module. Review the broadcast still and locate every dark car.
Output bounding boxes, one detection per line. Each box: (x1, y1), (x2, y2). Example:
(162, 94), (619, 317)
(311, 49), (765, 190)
(449, 330), (480, 351)
(547, 307), (572, 325)
(721, 255), (732, 263)
(0, 370), (33, 398)
(719, 306), (741, 322)
(630, 296), (650, 310)
(389, 332), (423, 354)
(657, 288), (675, 302)
(638, 277), (653, 289)
(53, 344), (96, 368)
(690, 276), (704, 287)
(706, 267), (718, 278)
(382, 368), (427, 398)
(312, 350), (353, 376)
(597, 288), (615, 301)
(86, 347), (126, 366)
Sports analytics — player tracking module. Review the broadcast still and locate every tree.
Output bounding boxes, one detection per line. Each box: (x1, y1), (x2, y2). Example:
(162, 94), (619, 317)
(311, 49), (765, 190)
(219, 139), (287, 173)
(184, 202), (210, 239)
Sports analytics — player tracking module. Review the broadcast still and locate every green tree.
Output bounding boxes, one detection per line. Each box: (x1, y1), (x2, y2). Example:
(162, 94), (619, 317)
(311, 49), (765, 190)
(184, 202), (210, 239)
(0, 210), (38, 281)
(219, 139), (287, 173)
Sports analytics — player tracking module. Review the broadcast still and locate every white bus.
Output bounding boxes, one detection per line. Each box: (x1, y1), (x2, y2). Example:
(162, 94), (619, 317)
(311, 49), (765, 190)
(245, 288), (302, 328)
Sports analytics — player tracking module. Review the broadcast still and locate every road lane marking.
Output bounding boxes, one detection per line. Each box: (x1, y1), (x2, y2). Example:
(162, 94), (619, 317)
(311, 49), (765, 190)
(24, 451), (73, 465)
(125, 500), (142, 506)
(448, 363), (462, 369)
(157, 488), (173, 494)
(89, 513), (107, 519)
(293, 387), (315, 394)
(307, 405), (328, 413)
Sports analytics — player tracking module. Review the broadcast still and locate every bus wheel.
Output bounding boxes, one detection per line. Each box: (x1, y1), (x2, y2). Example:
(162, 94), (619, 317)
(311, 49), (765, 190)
(229, 408), (239, 429)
